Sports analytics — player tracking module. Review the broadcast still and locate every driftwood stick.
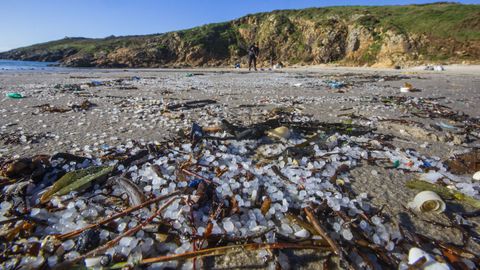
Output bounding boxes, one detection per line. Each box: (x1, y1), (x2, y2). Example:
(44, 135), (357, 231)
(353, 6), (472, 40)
(304, 207), (342, 256)
(54, 196), (178, 269)
(140, 242), (330, 265)
(58, 190), (181, 240)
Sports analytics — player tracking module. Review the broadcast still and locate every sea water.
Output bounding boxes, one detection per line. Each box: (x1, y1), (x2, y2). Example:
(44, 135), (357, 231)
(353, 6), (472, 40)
(0, 59), (60, 71)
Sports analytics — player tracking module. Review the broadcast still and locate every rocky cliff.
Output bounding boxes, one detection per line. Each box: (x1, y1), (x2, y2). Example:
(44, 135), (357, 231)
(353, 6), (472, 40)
(1, 3), (479, 68)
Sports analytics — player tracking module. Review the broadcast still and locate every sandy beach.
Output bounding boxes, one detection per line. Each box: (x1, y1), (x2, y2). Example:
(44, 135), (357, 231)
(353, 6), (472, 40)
(1, 65), (479, 269)
(1, 65), (479, 157)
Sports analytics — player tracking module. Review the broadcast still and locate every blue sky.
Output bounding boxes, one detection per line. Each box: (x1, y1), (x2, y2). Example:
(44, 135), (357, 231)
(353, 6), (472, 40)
(1, 0), (479, 52)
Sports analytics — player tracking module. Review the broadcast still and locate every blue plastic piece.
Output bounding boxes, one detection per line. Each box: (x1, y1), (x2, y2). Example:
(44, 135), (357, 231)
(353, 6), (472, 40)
(423, 161), (432, 168)
(188, 179), (203, 188)
(190, 123), (204, 142)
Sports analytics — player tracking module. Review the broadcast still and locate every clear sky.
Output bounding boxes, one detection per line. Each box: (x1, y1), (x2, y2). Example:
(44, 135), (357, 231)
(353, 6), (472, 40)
(1, 0), (479, 52)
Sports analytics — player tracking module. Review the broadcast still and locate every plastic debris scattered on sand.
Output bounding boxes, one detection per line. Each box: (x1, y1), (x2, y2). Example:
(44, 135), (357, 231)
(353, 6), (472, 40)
(266, 126), (291, 139)
(273, 63), (283, 69)
(473, 171), (480, 181)
(400, 82), (413, 93)
(326, 80), (346, 89)
(404, 247), (450, 270)
(89, 80), (103, 87)
(2, 72), (480, 269)
(424, 65), (445, 71)
(436, 122), (456, 130)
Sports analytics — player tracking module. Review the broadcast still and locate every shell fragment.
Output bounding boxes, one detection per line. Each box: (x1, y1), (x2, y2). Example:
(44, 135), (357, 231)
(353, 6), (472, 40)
(408, 191), (446, 213)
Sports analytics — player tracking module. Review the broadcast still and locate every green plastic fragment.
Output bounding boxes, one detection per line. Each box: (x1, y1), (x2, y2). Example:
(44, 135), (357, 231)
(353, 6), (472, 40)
(6, 93), (24, 99)
(393, 160), (400, 168)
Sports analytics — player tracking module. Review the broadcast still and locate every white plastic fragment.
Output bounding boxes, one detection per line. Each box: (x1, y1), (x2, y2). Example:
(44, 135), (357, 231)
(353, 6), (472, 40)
(473, 171), (480, 181)
(408, 191), (446, 213)
(400, 83), (413, 93)
(84, 257), (102, 268)
(407, 247), (450, 270)
(266, 126), (291, 140)
(61, 239), (75, 251)
(421, 172), (444, 183)
(294, 229), (310, 238)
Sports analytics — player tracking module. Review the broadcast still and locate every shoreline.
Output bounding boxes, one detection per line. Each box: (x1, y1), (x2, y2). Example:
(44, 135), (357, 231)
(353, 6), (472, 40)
(2, 62), (479, 76)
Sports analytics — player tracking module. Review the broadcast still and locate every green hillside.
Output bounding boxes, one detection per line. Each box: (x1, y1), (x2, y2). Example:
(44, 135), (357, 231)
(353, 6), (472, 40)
(1, 3), (479, 67)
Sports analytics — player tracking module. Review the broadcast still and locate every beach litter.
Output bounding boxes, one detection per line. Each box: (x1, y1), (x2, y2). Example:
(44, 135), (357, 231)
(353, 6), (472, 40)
(1, 72), (480, 269)
(70, 100), (96, 111)
(34, 100), (96, 113)
(89, 80), (104, 87)
(35, 104), (71, 113)
(445, 150), (480, 174)
(273, 63), (283, 69)
(0, 132), (52, 146)
(424, 65), (445, 71)
(406, 179), (480, 209)
(6, 92), (24, 99)
(266, 126), (291, 140)
(405, 247), (450, 270)
(54, 83), (83, 92)
(473, 171), (480, 181)
(400, 82), (413, 93)
(166, 99), (217, 111)
(1, 108), (479, 269)
(436, 121), (456, 130)
(326, 80), (346, 89)
(408, 191), (446, 213)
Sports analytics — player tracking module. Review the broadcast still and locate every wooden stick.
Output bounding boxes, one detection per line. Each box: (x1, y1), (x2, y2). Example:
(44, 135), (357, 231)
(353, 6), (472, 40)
(181, 168), (213, 184)
(285, 213), (318, 236)
(58, 190), (181, 240)
(202, 126), (222, 133)
(54, 196), (178, 269)
(140, 242), (330, 264)
(304, 207), (342, 256)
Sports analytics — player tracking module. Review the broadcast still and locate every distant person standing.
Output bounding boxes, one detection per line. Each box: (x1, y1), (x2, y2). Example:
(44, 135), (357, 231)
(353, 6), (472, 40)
(248, 43), (259, 71)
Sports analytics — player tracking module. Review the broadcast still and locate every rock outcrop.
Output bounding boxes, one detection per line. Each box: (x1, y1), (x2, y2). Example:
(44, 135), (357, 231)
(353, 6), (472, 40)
(1, 3), (479, 68)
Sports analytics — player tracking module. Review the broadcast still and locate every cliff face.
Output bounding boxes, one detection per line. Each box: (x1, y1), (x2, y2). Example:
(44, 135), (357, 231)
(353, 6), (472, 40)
(1, 3), (479, 68)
